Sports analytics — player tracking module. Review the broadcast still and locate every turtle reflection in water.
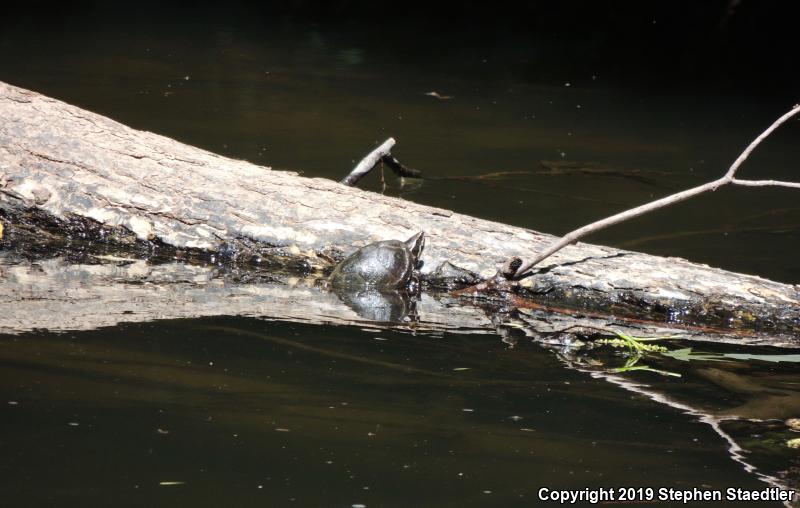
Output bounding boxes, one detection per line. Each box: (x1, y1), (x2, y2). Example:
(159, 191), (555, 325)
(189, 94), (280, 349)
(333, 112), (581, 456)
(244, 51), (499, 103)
(327, 232), (425, 322)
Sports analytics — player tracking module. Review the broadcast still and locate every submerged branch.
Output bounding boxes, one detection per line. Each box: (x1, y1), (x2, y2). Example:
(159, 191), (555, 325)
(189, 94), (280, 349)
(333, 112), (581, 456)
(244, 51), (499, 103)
(382, 154), (423, 179)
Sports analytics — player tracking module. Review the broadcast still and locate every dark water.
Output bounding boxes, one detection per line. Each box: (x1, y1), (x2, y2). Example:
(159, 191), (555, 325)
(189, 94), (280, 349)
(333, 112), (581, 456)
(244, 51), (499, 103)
(1, 3), (800, 507)
(1, 319), (797, 508)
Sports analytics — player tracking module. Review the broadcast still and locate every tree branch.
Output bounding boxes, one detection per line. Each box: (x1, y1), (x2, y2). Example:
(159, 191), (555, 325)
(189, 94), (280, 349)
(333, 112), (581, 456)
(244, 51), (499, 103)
(339, 138), (424, 186)
(340, 138), (396, 186)
(511, 104), (800, 279)
(732, 178), (800, 189)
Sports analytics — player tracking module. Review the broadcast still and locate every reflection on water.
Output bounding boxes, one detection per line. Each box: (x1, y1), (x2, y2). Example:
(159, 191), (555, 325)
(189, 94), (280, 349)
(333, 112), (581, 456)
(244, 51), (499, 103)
(570, 344), (800, 500)
(0, 318), (796, 507)
(332, 287), (417, 323)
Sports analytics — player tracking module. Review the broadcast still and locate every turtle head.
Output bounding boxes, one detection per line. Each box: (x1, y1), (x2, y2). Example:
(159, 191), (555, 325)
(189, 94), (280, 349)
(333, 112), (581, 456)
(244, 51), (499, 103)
(405, 231), (425, 268)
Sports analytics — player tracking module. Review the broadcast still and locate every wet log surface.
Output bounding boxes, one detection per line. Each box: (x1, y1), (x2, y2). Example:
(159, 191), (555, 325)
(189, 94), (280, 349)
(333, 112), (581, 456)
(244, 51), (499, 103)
(0, 254), (793, 348)
(0, 80), (798, 342)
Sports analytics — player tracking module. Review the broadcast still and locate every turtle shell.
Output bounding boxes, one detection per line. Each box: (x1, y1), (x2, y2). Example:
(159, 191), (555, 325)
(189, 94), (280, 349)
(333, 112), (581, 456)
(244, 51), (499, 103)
(328, 232), (424, 288)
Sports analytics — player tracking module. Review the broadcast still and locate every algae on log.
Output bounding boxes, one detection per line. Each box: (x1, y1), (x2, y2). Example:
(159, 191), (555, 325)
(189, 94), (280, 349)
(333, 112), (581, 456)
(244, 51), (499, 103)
(0, 80), (798, 339)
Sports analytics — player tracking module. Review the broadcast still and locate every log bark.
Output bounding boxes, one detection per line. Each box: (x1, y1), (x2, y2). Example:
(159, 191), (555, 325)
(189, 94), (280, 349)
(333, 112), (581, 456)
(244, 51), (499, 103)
(0, 81), (798, 341)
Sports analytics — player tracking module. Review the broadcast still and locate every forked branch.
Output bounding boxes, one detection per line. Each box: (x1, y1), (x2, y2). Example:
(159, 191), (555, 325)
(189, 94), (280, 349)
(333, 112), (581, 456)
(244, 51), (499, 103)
(511, 104), (800, 279)
(340, 138), (422, 187)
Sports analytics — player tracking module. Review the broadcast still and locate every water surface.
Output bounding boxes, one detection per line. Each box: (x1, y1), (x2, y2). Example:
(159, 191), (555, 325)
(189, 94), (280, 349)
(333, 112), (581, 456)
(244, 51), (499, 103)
(1, 319), (795, 507)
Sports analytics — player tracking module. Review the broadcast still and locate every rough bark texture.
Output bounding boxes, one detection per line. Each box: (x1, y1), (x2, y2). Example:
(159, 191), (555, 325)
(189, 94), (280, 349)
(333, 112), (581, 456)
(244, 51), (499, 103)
(1, 81), (798, 340)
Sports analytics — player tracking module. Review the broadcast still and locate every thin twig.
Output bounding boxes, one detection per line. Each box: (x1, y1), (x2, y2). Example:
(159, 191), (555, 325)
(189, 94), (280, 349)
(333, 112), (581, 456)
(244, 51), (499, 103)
(512, 104), (800, 279)
(732, 178), (800, 189)
(340, 138), (423, 186)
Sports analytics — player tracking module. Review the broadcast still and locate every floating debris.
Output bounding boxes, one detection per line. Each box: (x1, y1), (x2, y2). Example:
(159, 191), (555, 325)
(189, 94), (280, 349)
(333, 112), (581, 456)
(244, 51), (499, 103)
(275, 428), (290, 432)
(159, 481), (185, 486)
(424, 91), (453, 100)
(452, 367), (470, 371)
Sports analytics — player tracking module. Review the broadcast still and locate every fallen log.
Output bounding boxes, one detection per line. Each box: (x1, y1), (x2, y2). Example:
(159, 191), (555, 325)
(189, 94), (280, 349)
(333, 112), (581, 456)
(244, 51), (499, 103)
(0, 81), (798, 341)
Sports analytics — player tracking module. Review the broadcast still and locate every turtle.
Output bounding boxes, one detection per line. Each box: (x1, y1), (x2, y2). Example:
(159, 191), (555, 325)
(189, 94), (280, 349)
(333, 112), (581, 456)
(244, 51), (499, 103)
(328, 232), (425, 289)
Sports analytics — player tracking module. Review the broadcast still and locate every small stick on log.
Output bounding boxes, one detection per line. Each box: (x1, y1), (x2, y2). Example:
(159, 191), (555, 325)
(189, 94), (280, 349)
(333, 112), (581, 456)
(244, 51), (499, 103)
(340, 138), (422, 186)
(510, 104), (800, 279)
(340, 138), (396, 186)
